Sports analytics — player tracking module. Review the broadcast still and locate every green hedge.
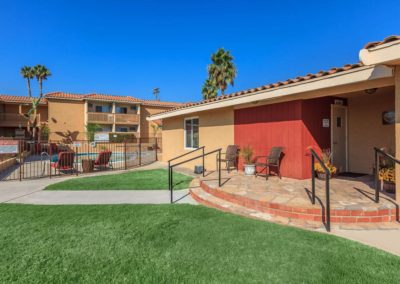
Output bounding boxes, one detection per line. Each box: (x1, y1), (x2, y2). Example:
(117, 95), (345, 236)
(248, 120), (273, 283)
(108, 133), (137, 143)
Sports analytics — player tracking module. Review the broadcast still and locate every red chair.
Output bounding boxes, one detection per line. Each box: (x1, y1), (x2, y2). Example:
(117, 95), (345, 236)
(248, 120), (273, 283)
(94, 151), (112, 169)
(51, 151), (75, 173)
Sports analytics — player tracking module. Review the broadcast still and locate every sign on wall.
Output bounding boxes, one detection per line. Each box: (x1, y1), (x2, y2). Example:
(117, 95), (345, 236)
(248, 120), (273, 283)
(94, 133), (110, 142)
(322, 119), (330, 128)
(0, 140), (19, 154)
(382, 111), (395, 125)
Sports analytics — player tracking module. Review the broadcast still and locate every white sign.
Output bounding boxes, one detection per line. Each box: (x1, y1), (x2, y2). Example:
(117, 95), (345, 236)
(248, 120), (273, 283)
(322, 119), (330, 128)
(0, 141), (19, 154)
(334, 99), (344, 105)
(72, 142), (82, 148)
(94, 133), (109, 142)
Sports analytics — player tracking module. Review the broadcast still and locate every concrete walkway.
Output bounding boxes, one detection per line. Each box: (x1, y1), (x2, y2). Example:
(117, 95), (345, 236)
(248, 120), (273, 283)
(6, 189), (195, 205)
(0, 162), (196, 205)
(334, 229), (400, 256)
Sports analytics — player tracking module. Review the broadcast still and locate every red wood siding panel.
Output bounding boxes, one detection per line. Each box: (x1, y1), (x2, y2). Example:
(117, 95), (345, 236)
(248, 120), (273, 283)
(301, 97), (336, 178)
(234, 100), (304, 179)
(234, 97), (335, 179)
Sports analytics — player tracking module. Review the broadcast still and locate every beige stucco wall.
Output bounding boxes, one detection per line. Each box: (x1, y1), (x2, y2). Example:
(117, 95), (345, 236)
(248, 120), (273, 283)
(395, 66), (400, 202)
(141, 106), (170, 138)
(162, 107), (234, 171)
(348, 89), (395, 174)
(48, 100), (86, 141)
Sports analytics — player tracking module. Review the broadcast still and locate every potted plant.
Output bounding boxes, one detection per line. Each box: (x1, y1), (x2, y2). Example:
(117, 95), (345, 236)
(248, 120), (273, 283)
(314, 149), (337, 179)
(379, 167), (395, 193)
(241, 146), (255, 176)
(377, 148), (395, 194)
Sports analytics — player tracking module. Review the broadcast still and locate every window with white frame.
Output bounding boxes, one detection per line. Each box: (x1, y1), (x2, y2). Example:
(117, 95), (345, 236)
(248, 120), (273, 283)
(184, 117), (199, 149)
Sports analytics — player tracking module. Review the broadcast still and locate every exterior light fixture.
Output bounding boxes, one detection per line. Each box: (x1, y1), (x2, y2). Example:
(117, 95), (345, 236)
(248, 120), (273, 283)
(364, 88), (377, 95)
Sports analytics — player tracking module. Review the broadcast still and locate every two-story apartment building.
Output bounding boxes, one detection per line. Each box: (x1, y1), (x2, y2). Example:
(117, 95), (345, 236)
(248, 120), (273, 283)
(0, 92), (182, 140)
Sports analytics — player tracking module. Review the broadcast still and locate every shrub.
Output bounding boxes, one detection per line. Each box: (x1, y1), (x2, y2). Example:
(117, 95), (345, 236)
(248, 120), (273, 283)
(240, 146), (254, 165)
(109, 133), (136, 143)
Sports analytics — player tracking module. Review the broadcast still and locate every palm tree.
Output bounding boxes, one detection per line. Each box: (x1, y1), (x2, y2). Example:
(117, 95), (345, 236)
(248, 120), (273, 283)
(19, 65), (52, 140)
(201, 78), (218, 100)
(20, 66), (35, 98)
(207, 48), (237, 96)
(33, 64), (52, 99)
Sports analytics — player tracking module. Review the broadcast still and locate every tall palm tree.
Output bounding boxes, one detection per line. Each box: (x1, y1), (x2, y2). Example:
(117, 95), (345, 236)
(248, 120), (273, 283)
(201, 78), (218, 100)
(207, 48), (237, 96)
(20, 66), (35, 98)
(19, 65), (52, 140)
(33, 64), (52, 99)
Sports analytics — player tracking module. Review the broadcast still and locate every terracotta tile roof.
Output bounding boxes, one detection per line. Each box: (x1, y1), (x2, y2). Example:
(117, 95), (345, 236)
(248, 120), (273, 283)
(152, 62), (364, 116)
(0, 95), (48, 105)
(364, 35), (400, 49)
(44, 92), (182, 107)
(84, 93), (141, 103)
(45, 92), (140, 103)
(45, 92), (141, 104)
(44, 92), (83, 100)
(140, 99), (185, 108)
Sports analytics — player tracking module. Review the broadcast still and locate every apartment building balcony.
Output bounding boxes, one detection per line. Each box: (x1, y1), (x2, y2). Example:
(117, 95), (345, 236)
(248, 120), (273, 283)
(0, 113), (40, 127)
(87, 112), (139, 124)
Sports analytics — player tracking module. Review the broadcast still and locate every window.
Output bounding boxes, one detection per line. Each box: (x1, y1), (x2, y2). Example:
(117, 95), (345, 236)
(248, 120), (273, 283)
(337, 117), (342, 128)
(184, 118), (199, 149)
(98, 125), (112, 132)
(118, 127), (128, 133)
(117, 107), (128, 114)
(129, 126), (138, 132)
(95, 105), (110, 113)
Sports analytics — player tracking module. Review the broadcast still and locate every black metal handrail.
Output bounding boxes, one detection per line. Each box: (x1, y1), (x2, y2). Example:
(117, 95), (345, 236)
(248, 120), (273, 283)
(310, 149), (331, 232)
(168, 148), (222, 204)
(168, 146), (205, 199)
(374, 147), (400, 203)
(168, 146), (205, 164)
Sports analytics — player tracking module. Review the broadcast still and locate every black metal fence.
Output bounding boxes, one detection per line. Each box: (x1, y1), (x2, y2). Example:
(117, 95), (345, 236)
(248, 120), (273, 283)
(0, 137), (160, 181)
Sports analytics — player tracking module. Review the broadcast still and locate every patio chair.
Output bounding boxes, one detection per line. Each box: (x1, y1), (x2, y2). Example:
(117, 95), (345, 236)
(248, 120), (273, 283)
(94, 151), (113, 170)
(51, 151), (75, 173)
(255, 147), (283, 180)
(217, 145), (239, 173)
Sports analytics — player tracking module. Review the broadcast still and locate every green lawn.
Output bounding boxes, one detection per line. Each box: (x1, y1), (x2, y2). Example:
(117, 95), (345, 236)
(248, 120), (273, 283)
(45, 169), (193, 190)
(0, 204), (399, 283)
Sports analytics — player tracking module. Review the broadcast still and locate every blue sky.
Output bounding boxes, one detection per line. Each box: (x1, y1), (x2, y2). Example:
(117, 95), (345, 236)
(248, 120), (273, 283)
(0, 0), (399, 103)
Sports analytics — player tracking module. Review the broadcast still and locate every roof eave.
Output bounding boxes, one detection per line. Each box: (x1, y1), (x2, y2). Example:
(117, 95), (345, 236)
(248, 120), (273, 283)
(148, 64), (393, 121)
(360, 40), (400, 65)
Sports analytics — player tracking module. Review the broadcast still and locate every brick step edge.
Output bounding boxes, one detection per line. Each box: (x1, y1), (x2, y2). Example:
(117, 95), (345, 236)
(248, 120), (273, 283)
(190, 187), (325, 229)
(200, 181), (398, 223)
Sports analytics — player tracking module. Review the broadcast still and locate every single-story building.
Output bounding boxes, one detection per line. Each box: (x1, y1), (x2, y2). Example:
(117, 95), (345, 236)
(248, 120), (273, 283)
(148, 35), (400, 202)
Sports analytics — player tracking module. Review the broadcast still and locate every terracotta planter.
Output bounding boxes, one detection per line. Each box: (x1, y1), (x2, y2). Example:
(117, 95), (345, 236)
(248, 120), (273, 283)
(381, 180), (395, 194)
(82, 159), (94, 173)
